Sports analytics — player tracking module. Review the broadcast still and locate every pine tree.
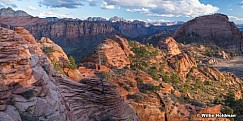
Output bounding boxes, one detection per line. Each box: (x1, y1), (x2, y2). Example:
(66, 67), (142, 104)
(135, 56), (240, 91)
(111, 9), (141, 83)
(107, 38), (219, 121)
(66, 56), (78, 75)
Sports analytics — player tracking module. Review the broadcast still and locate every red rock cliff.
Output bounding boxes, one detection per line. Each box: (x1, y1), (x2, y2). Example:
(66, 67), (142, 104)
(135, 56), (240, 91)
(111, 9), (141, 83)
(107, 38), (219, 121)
(174, 14), (243, 53)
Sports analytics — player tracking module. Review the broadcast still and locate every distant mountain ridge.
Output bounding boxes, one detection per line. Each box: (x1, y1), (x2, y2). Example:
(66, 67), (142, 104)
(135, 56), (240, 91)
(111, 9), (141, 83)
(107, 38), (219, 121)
(174, 13), (243, 54)
(237, 24), (243, 31)
(0, 7), (181, 61)
(0, 7), (30, 17)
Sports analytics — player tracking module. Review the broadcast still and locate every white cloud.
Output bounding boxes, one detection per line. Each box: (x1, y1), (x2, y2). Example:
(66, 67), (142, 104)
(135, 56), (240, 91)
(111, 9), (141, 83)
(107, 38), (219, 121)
(40, 0), (101, 8)
(104, 0), (219, 17)
(146, 19), (171, 23)
(241, 1), (243, 8)
(229, 16), (243, 21)
(38, 11), (73, 18)
(0, 0), (17, 8)
(126, 8), (150, 14)
(28, 6), (38, 11)
(101, 2), (115, 9)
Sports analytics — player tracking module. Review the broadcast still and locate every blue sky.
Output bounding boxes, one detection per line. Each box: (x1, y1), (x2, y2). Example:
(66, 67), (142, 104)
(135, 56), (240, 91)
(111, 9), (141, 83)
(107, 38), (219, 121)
(2, 0), (243, 24)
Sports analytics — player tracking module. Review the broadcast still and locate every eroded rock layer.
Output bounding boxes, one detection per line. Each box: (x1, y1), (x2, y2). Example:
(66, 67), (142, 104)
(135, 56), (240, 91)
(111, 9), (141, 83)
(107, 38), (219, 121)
(0, 27), (138, 121)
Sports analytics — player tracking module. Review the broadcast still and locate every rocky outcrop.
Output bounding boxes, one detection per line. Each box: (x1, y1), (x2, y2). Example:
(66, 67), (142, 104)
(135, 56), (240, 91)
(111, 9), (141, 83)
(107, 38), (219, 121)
(0, 8), (169, 61)
(158, 37), (181, 57)
(0, 7), (30, 17)
(157, 37), (196, 79)
(81, 35), (133, 69)
(174, 14), (243, 53)
(38, 37), (84, 81)
(38, 37), (68, 62)
(0, 27), (138, 121)
(167, 53), (197, 80)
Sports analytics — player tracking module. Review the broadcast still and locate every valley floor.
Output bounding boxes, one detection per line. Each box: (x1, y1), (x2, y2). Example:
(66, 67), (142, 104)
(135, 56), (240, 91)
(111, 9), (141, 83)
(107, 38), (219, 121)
(213, 56), (243, 78)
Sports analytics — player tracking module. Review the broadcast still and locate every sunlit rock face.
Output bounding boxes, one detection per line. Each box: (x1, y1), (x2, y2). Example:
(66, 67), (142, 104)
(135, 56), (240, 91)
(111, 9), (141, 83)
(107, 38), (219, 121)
(174, 14), (243, 53)
(0, 27), (139, 121)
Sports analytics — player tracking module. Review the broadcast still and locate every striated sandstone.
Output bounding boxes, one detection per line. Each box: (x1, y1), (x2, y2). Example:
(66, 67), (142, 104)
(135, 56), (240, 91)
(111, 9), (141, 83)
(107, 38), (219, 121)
(167, 53), (197, 80)
(158, 37), (181, 56)
(174, 14), (243, 53)
(81, 35), (133, 69)
(0, 27), (139, 121)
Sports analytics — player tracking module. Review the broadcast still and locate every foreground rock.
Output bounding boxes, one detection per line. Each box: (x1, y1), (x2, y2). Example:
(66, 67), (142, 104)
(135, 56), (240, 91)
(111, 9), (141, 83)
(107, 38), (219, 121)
(0, 27), (138, 121)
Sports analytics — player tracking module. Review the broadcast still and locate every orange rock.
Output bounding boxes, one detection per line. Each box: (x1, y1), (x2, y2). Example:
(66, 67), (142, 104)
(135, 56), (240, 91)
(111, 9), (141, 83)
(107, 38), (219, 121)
(81, 35), (132, 69)
(158, 37), (181, 57)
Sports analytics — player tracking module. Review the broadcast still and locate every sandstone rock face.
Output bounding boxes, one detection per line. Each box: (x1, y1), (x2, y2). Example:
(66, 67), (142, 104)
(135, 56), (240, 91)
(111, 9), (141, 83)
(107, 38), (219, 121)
(38, 37), (84, 81)
(167, 53), (197, 80)
(0, 27), (139, 121)
(38, 37), (68, 62)
(174, 14), (243, 53)
(0, 8), (167, 61)
(157, 37), (196, 80)
(193, 105), (229, 121)
(158, 37), (181, 57)
(27, 20), (116, 40)
(81, 35), (133, 69)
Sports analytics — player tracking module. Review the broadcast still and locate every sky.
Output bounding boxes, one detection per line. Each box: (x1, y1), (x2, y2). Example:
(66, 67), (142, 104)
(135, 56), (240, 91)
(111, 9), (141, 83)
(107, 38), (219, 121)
(1, 0), (243, 24)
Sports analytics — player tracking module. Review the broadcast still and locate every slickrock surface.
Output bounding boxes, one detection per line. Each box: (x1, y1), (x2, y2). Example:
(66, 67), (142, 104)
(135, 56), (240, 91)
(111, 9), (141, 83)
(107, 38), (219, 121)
(0, 27), (138, 121)
(38, 37), (69, 62)
(174, 14), (243, 53)
(167, 53), (197, 80)
(158, 37), (181, 57)
(81, 35), (133, 69)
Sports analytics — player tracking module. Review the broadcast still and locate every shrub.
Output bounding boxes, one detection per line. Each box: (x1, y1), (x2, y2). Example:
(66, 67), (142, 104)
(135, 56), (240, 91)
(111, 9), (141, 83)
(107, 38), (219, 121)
(136, 77), (144, 83)
(221, 106), (234, 121)
(149, 66), (160, 81)
(138, 83), (161, 93)
(127, 93), (144, 102)
(99, 71), (112, 82)
(67, 56), (78, 70)
(170, 73), (180, 85)
(66, 56), (78, 75)
(51, 60), (62, 73)
(124, 86), (131, 92)
(43, 46), (54, 56)
(221, 106), (233, 114)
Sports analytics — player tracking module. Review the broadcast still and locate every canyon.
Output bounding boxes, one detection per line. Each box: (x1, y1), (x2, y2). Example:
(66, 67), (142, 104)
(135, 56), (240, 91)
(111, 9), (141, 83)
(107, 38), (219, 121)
(0, 7), (243, 121)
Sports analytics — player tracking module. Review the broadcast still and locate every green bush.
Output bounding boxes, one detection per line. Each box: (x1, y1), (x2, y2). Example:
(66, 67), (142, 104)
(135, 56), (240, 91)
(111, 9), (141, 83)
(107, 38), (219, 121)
(221, 106), (234, 121)
(127, 93), (144, 102)
(43, 46), (54, 55)
(221, 106), (233, 114)
(136, 77), (144, 83)
(67, 56), (78, 70)
(99, 71), (112, 82)
(51, 60), (63, 74)
(170, 73), (180, 85)
(149, 66), (160, 81)
(138, 83), (161, 93)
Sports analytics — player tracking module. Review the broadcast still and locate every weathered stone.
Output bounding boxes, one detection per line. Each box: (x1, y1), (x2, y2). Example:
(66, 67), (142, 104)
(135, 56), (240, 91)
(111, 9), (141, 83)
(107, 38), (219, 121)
(81, 36), (132, 69)
(158, 37), (181, 56)
(174, 14), (243, 53)
(0, 27), (139, 121)
(0, 112), (14, 121)
(4, 105), (21, 121)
